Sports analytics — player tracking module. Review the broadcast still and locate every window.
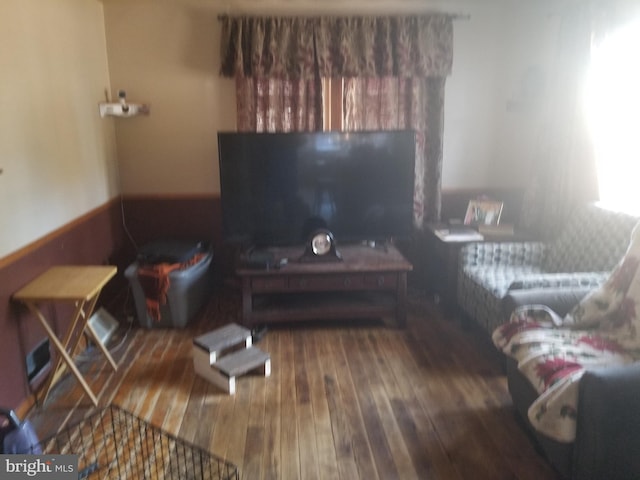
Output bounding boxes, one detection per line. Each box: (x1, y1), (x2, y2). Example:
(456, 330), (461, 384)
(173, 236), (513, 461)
(586, 18), (640, 215)
(322, 78), (344, 131)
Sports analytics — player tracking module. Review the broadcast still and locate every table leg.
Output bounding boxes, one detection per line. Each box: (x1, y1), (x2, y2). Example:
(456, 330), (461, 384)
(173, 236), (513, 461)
(46, 293), (118, 394)
(40, 300), (88, 403)
(27, 303), (99, 406)
(241, 277), (252, 327)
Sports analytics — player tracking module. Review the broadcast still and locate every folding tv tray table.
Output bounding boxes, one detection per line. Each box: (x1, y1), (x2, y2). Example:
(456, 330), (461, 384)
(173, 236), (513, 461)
(13, 265), (118, 406)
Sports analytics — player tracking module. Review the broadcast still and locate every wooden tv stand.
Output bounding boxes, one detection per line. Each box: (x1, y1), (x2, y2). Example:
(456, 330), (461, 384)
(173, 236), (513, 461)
(236, 244), (412, 328)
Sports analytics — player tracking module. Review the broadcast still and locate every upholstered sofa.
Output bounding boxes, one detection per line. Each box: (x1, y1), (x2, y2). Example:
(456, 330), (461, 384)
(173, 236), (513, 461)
(456, 203), (639, 335)
(496, 260), (640, 479)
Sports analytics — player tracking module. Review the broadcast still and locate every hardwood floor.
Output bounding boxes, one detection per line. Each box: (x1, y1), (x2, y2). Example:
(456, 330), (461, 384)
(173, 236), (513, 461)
(27, 289), (560, 480)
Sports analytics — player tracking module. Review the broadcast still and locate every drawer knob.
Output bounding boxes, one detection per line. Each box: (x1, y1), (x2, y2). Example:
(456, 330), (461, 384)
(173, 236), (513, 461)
(344, 278), (351, 287)
(377, 276), (385, 286)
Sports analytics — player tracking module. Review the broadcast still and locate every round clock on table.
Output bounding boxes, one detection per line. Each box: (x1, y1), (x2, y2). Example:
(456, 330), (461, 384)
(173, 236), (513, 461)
(300, 229), (342, 262)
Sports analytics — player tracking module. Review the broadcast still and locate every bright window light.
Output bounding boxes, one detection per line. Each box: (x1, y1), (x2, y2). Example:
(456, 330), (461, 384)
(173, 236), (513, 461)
(585, 18), (640, 215)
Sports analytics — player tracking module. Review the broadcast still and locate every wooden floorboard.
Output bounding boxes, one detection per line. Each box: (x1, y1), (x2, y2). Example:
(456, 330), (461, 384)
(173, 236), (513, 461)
(26, 290), (561, 480)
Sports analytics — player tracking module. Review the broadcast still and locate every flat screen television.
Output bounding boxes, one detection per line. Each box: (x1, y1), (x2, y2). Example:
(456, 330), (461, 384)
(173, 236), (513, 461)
(217, 130), (416, 247)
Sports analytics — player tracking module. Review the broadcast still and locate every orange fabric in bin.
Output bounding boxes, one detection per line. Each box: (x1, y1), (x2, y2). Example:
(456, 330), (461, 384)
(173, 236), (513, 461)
(137, 253), (206, 322)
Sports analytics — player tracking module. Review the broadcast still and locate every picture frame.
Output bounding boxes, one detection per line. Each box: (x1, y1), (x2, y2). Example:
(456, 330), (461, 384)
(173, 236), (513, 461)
(464, 200), (504, 226)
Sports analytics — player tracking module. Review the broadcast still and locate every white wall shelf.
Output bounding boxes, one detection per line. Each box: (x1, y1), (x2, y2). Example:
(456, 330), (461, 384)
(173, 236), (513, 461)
(99, 102), (150, 118)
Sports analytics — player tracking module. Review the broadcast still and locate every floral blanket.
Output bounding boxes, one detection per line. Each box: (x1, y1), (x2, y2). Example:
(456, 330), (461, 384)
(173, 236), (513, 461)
(493, 223), (640, 443)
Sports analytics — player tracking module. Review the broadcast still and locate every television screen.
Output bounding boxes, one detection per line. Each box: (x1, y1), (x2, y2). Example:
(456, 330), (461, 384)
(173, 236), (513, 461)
(217, 130), (416, 247)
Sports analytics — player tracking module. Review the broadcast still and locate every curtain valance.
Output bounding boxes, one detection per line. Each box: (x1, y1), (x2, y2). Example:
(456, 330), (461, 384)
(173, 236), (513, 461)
(219, 14), (453, 79)
(220, 16), (318, 79)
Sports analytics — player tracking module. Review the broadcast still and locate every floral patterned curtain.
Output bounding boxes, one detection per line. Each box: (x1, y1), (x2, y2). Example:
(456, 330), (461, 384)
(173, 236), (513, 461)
(220, 15), (453, 79)
(220, 16), (317, 79)
(234, 77), (321, 132)
(220, 16), (321, 132)
(315, 16), (453, 78)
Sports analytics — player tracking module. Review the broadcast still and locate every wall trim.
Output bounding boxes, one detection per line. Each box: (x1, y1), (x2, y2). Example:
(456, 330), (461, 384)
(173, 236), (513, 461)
(0, 197), (121, 271)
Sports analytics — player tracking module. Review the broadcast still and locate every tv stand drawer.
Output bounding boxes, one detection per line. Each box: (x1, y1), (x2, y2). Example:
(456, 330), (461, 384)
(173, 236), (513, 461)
(288, 274), (365, 291)
(251, 277), (287, 292)
(253, 272), (399, 293)
(363, 273), (397, 289)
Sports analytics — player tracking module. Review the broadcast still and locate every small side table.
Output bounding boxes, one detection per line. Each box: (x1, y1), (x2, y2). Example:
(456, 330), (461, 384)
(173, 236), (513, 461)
(13, 266), (118, 406)
(423, 225), (478, 311)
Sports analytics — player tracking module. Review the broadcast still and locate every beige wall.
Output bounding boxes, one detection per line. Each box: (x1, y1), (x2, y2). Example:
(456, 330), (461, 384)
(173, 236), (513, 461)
(443, 1), (556, 188)
(0, 0), (117, 259)
(103, 2), (236, 195)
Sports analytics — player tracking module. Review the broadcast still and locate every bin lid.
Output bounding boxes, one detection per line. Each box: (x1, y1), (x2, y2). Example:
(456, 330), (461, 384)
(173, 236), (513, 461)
(137, 240), (209, 265)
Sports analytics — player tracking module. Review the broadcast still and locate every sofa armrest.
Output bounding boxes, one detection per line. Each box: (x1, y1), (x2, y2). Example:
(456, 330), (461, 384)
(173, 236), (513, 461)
(459, 241), (546, 268)
(501, 287), (592, 319)
(573, 363), (640, 480)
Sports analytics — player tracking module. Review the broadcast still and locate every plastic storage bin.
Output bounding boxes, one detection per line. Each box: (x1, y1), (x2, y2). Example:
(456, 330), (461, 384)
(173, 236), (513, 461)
(125, 250), (213, 328)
